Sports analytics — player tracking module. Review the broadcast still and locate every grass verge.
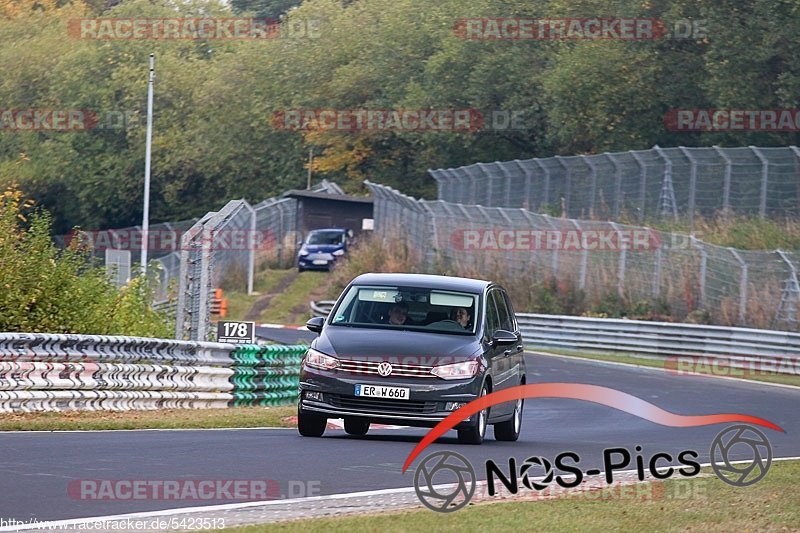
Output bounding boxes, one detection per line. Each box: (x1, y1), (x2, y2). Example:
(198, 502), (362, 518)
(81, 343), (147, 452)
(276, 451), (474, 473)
(0, 406), (297, 431)
(533, 348), (800, 388)
(257, 271), (328, 325)
(226, 461), (800, 532)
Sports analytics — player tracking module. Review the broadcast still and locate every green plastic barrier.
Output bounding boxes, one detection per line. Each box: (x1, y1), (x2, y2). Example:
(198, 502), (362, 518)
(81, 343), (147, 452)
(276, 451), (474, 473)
(229, 344), (307, 407)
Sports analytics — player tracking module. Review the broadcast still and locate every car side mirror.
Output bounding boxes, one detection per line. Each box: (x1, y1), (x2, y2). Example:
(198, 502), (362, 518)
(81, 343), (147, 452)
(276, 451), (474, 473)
(491, 329), (517, 346)
(297, 241), (303, 248)
(306, 316), (325, 334)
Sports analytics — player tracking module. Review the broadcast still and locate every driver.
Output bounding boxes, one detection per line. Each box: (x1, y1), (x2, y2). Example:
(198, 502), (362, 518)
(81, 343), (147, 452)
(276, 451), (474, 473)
(452, 307), (471, 329)
(388, 302), (409, 325)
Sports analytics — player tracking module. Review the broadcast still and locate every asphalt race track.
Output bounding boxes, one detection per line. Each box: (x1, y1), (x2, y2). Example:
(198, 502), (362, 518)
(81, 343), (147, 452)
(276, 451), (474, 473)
(1, 352), (798, 523)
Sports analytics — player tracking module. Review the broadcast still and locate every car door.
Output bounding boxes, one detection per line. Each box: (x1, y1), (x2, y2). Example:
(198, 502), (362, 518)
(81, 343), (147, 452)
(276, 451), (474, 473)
(497, 288), (524, 386)
(485, 288), (515, 417)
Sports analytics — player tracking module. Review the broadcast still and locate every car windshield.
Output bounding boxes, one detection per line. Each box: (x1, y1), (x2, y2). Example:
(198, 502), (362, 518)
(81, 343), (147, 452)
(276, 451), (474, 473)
(329, 285), (479, 335)
(306, 231), (344, 245)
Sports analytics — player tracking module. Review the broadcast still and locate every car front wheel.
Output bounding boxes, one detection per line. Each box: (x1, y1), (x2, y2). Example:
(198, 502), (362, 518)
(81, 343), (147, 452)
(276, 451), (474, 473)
(494, 397), (523, 441)
(297, 407), (326, 437)
(457, 385), (488, 445)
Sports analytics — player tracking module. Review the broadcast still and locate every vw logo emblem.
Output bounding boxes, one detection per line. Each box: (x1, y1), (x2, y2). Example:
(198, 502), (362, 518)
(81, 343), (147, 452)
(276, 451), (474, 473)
(377, 362), (393, 377)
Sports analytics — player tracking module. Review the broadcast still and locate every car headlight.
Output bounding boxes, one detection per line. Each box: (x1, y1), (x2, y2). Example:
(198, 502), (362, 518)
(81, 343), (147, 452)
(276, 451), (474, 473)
(332, 249), (345, 256)
(431, 360), (480, 380)
(299, 250), (309, 257)
(304, 349), (339, 371)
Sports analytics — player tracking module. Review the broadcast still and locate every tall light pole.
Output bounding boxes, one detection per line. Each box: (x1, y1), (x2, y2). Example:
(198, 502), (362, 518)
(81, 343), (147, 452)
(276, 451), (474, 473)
(141, 53), (155, 275)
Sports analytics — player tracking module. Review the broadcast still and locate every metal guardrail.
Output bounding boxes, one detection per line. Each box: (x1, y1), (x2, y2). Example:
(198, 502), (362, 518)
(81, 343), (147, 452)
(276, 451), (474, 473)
(518, 313), (800, 375)
(307, 303), (798, 375)
(310, 300), (336, 318)
(0, 334), (307, 412)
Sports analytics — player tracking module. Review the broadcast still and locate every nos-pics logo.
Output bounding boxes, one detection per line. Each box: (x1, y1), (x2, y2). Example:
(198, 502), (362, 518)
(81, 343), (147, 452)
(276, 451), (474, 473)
(413, 424), (773, 513)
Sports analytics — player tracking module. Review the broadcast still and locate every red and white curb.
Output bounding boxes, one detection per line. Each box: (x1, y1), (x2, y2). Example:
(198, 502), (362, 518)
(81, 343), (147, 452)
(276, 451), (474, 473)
(258, 323), (309, 331)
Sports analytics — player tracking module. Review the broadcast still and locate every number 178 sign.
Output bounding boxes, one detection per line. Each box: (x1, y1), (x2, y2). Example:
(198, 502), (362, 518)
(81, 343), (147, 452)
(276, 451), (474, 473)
(217, 321), (256, 344)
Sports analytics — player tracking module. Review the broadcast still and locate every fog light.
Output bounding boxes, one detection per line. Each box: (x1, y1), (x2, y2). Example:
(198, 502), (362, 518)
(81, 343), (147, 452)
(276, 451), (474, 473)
(305, 391), (323, 401)
(445, 402), (466, 411)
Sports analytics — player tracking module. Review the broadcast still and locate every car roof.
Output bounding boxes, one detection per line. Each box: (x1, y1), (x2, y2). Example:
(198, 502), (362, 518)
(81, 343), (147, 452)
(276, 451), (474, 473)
(309, 228), (347, 232)
(350, 273), (493, 293)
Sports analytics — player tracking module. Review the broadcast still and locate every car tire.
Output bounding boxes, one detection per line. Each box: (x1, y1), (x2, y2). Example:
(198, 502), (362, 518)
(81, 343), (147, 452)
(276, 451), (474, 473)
(457, 385), (488, 445)
(494, 397), (523, 441)
(297, 407), (326, 437)
(344, 418), (369, 436)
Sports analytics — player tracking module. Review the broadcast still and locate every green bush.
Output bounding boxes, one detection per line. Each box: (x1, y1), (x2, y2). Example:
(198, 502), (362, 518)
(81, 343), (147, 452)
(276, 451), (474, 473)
(0, 187), (171, 337)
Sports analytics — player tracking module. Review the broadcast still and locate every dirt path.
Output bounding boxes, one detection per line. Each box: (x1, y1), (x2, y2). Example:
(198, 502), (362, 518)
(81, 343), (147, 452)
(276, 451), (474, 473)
(285, 280), (330, 324)
(243, 270), (299, 321)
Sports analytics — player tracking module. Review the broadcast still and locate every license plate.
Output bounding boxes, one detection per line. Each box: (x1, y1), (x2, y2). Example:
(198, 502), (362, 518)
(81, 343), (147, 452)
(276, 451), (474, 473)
(312, 259), (329, 265)
(354, 384), (409, 400)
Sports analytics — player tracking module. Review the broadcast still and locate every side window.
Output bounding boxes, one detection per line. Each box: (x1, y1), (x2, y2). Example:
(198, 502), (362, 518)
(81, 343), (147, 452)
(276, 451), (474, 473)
(485, 293), (500, 338)
(502, 291), (518, 332)
(492, 290), (513, 332)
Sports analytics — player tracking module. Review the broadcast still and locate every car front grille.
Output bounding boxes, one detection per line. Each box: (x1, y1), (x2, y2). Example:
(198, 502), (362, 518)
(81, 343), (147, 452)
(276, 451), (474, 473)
(336, 358), (436, 378)
(328, 394), (438, 414)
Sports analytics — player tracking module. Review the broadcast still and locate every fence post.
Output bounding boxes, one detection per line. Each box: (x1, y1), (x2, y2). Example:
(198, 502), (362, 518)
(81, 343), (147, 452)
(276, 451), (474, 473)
(652, 243), (662, 298)
(515, 160), (534, 210)
(654, 145), (678, 219)
(629, 151), (647, 223)
(609, 221), (626, 297)
(679, 147), (697, 231)
(606, 153), (622, 218)
(498, 162), (515, 207)
(729, 248), (748, 325)
(691, 237), (707, 308)
(476, 163), (494, 206)
(534, 159), (550, 209)
(582, 155), (598, 217)
(464, 165), (482, 205)
(714, 146), (732, 213)
(750, 146), (769, 218)
(555, 156), (570, 215)
(570, 219), (588, 290)
(240, 201), (255, 295)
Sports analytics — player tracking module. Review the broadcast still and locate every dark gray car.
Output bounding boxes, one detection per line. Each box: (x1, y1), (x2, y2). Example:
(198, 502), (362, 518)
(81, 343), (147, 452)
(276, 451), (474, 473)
(298, 273), (526, 444)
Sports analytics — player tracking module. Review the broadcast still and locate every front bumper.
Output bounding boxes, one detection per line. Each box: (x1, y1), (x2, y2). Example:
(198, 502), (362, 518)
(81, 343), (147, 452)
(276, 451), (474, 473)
(298, 254), (336, 270)
(299, 367), (483, 429)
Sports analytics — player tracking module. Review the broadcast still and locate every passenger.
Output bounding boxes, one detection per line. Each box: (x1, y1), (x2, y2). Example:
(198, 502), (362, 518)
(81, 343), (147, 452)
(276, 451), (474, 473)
(452, 307), (471, 328)
(388, 302), (409, 325)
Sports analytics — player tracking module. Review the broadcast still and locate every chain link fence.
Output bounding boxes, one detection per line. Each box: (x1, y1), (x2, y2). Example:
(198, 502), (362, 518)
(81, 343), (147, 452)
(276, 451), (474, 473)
(365, 181), (800, 332)
(430, 146), (800, 225)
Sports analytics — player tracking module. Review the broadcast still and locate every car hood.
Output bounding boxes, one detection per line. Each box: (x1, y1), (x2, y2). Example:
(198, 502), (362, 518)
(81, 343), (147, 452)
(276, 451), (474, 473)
(302, 244), (342, 253)
(313, 326), (482, 362)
